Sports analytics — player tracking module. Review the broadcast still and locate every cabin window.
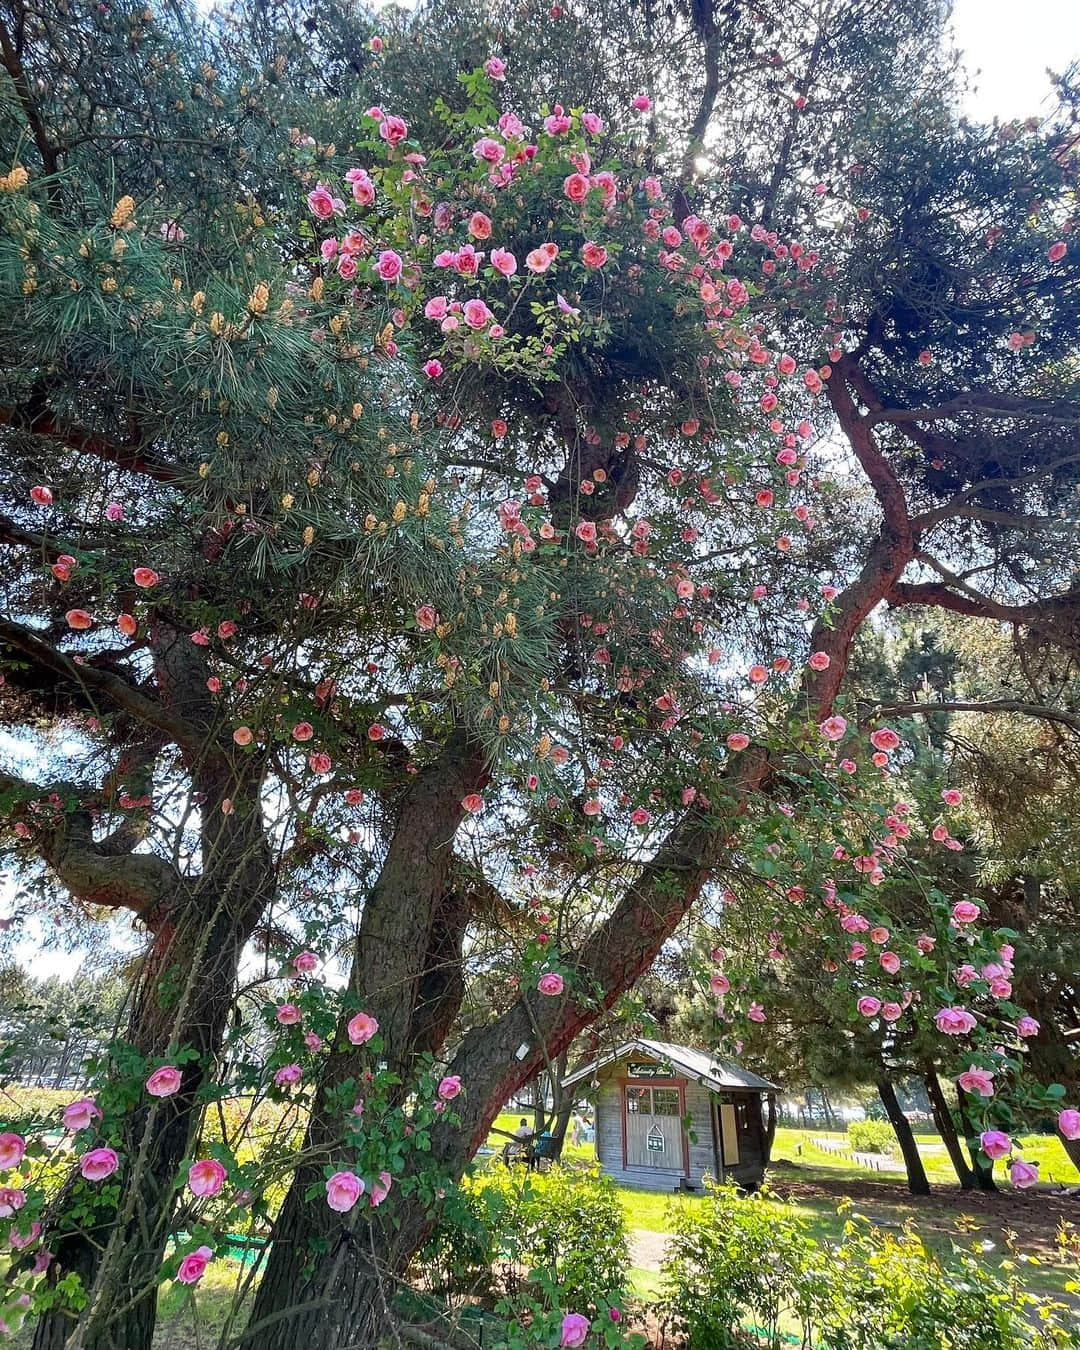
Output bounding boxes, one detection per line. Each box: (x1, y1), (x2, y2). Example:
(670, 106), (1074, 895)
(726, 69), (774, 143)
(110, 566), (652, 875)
(626, 1085), (679, 1115)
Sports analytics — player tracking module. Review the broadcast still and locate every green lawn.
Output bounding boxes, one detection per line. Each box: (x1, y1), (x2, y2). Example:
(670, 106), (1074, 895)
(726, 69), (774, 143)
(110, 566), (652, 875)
(770, 1125), (1080, 1186)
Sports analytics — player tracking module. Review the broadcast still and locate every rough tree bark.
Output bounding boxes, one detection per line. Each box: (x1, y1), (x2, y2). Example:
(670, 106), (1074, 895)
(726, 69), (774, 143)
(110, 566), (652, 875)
(239, 736), (490, 1350)
(238, 765), (767, 1350)
(922, 1067), (975, 1189)
(27, 627), (276, 1350)
(956, 1084), (998, 1192)
(876, 1078), (931, 1196)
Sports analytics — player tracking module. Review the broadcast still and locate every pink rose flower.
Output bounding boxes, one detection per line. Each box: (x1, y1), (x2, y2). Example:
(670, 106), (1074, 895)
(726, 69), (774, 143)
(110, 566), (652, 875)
(326, 1170), (364, 1212)
(376, 249), (403, 283)
(307, 184), (341, 219)
(726, 733), (750, 751)
(461, 793), (484, 813)
(437, 1075), (462, 1101)
(1009, 1159), (1038, 1189)
(957, 1065), (994, 1097)
(808, 651), (830, 671)
(560, 1313), (590, 1347)
(1016, 1015), (1040, 1037)
(941, 788), (962, 806)
(276, 1003), (301, 1025)
(473, 136), (505, 164)
(538, 973), (564, 996)
(10, 1219), (41, 1249)
(188, 1158), (227, 1197)
(176, 1245), (213, 1284)
(423, 359), (443, 379)
(80, 1147), (119, 1181)
(581, 241), (608, 268)
(274, 1064), (302, 1087)
(564, 172), (590, 203)
(869, 727), (900, 752)
(484, 56), (506, 81)
(378, 115), (408, 146)
(1058, 1108), (1080, 1141)
(951, 900), (980, 925)
(0, 1134), (25, 1170)
(934, 1006), (977, 1035)
(145, 1066), (182, 1098)
(856, 996), (881, 1017)
(491, 247), (517, 277)
(463, 298), (493, 329)
(0, 1187), (26, 1217)
(980, 1129), (1011, 1160)
(818, 715), (847, 742)
(62, 1099), (101, 1132)
(631, 94), (652, 111)
(30, 485), (53, 506)
(66, 608), (93, 630)
(369, 1171), (393, 1207)
(347, 1012), (379, 1045)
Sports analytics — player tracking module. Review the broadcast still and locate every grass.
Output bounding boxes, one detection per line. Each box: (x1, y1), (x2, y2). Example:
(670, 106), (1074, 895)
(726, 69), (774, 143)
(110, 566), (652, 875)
(770, 1125), (1080, 1186)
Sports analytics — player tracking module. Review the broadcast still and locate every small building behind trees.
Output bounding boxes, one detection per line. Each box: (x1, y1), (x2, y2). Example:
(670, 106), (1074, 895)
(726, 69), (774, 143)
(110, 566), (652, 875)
(561, 1038), (778, 1190)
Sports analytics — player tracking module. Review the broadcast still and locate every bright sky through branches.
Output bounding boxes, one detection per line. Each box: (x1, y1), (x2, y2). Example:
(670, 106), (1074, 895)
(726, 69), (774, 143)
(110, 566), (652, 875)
(6, 0), (1079, 985)
(950, 0), (1079, 120)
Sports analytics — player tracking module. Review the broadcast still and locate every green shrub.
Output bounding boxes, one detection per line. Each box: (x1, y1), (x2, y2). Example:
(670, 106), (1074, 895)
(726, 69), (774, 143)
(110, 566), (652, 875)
(659, 1183), (1078, 1350)
(847, 1119), (896, 1155)
(421, 1165), (631, 1318)
(816, 1216), (1079, 1350)
(660, 1183), (823, 1348)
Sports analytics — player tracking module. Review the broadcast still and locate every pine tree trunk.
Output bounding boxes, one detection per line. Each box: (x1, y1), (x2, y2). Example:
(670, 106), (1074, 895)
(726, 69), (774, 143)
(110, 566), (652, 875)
(763, 1092), (778, 1162)
(923, 1068), (975, 1189)
(956, 1084), (997, 1191)
(547, 1054), (574, 1161)
(32, 761), (272, 1350)
(242, 778), (760, 1350)
(876, 1079), (931, 1195)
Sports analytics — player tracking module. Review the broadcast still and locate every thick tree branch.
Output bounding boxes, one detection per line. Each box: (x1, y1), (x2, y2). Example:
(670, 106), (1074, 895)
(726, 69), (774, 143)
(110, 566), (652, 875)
(828, 358), (913, 529)
(0, 16), (59, 175)
(867, 393), (1080, 428)
(872, 700), (1080, 735)
(435, 751), (771, 1160)
(0, 617), (205, 753)
(0, 767), (185, 919)
(678, 6), (721, 187)
(0, 407), (179, 484)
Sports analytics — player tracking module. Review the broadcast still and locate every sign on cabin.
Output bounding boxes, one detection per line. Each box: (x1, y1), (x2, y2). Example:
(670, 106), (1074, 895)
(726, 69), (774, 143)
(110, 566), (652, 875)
(646, 1125), (665, 1152)
(628, 1061), (669, 1078)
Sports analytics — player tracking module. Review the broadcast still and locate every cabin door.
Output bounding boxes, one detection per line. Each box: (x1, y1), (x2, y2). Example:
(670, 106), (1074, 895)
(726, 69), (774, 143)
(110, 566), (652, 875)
(624, 1084), (684, 1170)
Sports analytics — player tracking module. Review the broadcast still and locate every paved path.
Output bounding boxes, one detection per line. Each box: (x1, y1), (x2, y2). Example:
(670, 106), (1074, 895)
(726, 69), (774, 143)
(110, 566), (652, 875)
(629, 1227), (671, 1270)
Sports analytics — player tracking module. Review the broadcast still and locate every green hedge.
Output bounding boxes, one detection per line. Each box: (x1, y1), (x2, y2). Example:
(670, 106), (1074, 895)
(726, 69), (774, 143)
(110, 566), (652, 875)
(660, 1183), (1079, 1349)
(847, 1119), (896, 1155)
(421, 1164), (630, 1317)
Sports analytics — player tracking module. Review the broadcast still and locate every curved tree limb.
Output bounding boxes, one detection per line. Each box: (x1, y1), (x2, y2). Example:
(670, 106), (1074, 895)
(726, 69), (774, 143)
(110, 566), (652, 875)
(0, 617), (205, 753)
(871, 700), (1080, 735)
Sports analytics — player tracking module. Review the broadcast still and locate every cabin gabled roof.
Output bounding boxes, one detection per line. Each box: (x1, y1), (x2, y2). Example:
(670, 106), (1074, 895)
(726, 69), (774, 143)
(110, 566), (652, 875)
(560, 1037), (778, 1093)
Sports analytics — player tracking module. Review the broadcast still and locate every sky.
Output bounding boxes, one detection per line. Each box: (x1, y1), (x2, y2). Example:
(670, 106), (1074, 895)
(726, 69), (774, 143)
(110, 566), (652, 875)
(949, 0), (1080, 121)
(4, 1), (1079, 985)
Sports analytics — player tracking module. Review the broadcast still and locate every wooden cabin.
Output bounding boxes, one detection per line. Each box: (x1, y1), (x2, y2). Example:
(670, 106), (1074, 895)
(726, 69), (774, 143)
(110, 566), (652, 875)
(561, 1037), (778, 1191)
